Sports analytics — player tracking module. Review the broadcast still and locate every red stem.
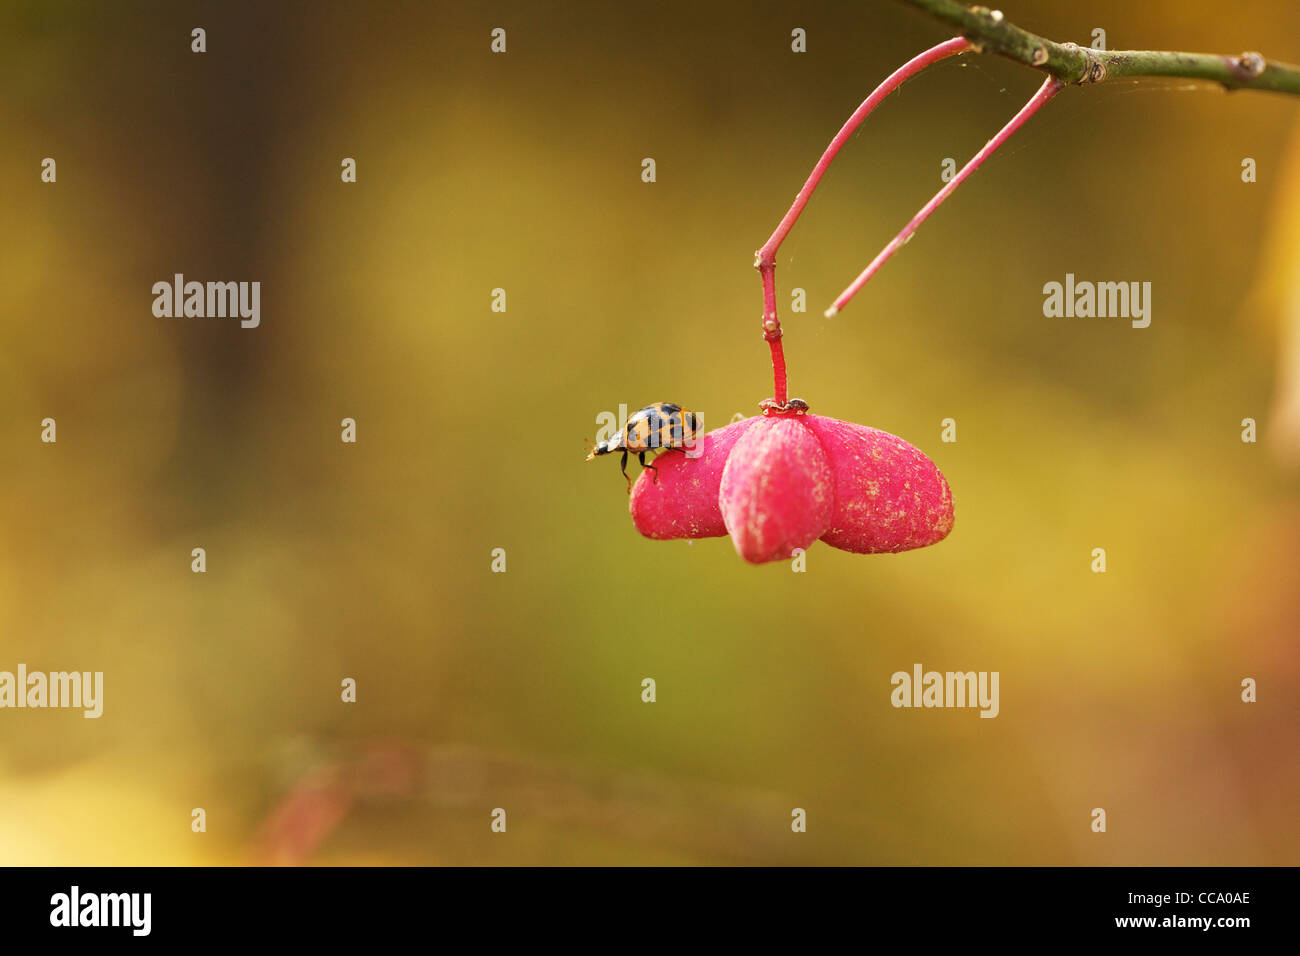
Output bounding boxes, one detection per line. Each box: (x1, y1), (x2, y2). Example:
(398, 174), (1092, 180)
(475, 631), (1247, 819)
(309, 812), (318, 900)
(827, 74), (1064, 316)
(755, 36), (973, 407)
(761, 267), (788, 405)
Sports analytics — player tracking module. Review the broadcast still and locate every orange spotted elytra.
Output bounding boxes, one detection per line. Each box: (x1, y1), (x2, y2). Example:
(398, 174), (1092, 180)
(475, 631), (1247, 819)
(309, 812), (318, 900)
(586, 403), (702, 491)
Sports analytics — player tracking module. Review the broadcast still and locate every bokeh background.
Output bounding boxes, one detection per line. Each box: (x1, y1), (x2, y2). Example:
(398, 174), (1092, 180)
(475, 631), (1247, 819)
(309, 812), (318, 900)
(1, 0), (1298, 865)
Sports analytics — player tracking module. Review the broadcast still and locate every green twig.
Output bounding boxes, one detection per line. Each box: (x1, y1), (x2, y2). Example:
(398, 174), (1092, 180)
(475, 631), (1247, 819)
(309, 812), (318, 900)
(900, 0), (1300, 95)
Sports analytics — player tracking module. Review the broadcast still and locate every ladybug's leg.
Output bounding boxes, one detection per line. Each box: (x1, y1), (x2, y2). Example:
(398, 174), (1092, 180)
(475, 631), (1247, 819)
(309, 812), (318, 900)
(639, 450), (659, 484)
(620, 451), (632, 492)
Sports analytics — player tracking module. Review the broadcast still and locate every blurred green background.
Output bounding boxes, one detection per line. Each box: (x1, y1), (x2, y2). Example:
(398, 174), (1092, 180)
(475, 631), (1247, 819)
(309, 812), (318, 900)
(1, 0), (1297, 865)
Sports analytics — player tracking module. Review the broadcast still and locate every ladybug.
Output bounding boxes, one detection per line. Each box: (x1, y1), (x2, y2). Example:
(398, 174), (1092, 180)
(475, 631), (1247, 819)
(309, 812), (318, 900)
(587, 402), (702, 490)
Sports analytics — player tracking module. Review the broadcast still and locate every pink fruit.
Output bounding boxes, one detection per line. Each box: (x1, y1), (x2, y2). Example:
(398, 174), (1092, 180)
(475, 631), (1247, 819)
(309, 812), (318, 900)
(628, 411), (953, 564)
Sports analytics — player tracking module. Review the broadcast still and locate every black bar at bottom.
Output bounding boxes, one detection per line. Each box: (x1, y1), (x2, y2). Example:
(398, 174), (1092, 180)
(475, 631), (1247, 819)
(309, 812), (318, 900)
(1, 866), (1288, 942)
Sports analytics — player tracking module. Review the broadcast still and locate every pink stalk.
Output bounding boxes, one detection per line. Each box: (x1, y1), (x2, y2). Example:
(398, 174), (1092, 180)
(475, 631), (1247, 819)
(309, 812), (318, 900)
(826, 74), (1064, 316)
(755, 36), (973, 408)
